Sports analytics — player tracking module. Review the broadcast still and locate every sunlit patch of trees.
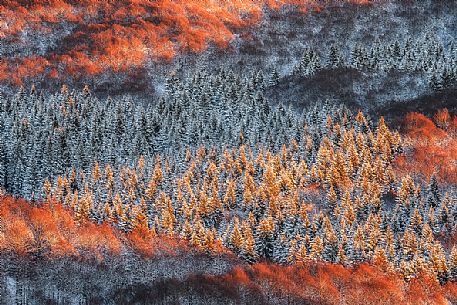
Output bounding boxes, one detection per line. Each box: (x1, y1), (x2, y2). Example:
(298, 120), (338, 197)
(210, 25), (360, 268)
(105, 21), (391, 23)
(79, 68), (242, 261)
(38, 111), (457, 284)
(3, 196), (457, 304)
(0, 0), (378, 85)
(0, 0), (372, 85)
(0, 196), (121, 258)
(214, 263), (457, 305)
(0, 195), (198, 259)
(395, 110), (457, 185)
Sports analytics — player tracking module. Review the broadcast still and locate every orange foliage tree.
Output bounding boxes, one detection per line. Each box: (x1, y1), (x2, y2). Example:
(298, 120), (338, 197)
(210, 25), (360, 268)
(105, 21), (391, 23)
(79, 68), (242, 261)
(211, 262), (457, 305)
(395, 110), (457, 184)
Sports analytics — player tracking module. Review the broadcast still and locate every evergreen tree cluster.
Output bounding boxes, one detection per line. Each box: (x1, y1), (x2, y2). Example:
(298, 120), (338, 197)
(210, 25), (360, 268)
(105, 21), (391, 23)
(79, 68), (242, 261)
(291, 34), (457, 92)
(40, 108), (457, 284)
(0, 70), (338, 199)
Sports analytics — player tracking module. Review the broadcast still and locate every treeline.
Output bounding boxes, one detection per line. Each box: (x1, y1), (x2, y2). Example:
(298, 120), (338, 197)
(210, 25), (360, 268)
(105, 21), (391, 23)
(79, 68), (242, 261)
(287, 33), (457, 92)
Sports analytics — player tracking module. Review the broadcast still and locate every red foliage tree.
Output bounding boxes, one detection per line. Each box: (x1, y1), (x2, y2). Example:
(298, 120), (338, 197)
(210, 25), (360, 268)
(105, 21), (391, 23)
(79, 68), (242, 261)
(395, 111), (457, 185)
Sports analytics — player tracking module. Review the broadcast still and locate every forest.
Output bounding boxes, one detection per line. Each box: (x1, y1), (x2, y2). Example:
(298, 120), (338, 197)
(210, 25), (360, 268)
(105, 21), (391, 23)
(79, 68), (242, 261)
(0, 0), (374, 84)
(0, 0), (457, 304)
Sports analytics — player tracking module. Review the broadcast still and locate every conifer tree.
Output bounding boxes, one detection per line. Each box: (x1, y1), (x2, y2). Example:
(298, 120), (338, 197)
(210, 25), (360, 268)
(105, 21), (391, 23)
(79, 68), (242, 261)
(255, 216), (275, 260)
(328, 45), (343, 68)
(372, 246), (392, 273)
(323, 224), (339, 263)
(230, 218), (244, 255)
(0, 137), (6, 189)
(309, 235), (324, 261)
(241, 223), (256, 264)
(269, 68), (280, 87)
(430, 243), (448, 284)
(353, 226), (365, 262)
(428, 175), (440, 208)
(448, 246), (457, 280)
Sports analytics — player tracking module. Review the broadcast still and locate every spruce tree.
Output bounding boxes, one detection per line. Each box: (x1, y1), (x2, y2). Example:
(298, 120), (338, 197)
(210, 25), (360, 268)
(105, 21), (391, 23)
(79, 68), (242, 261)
(0, 136), (6, 189)
(428, 175), (440, 208)
(328, 45), (343, 69)
(268, 68), (280, 87)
